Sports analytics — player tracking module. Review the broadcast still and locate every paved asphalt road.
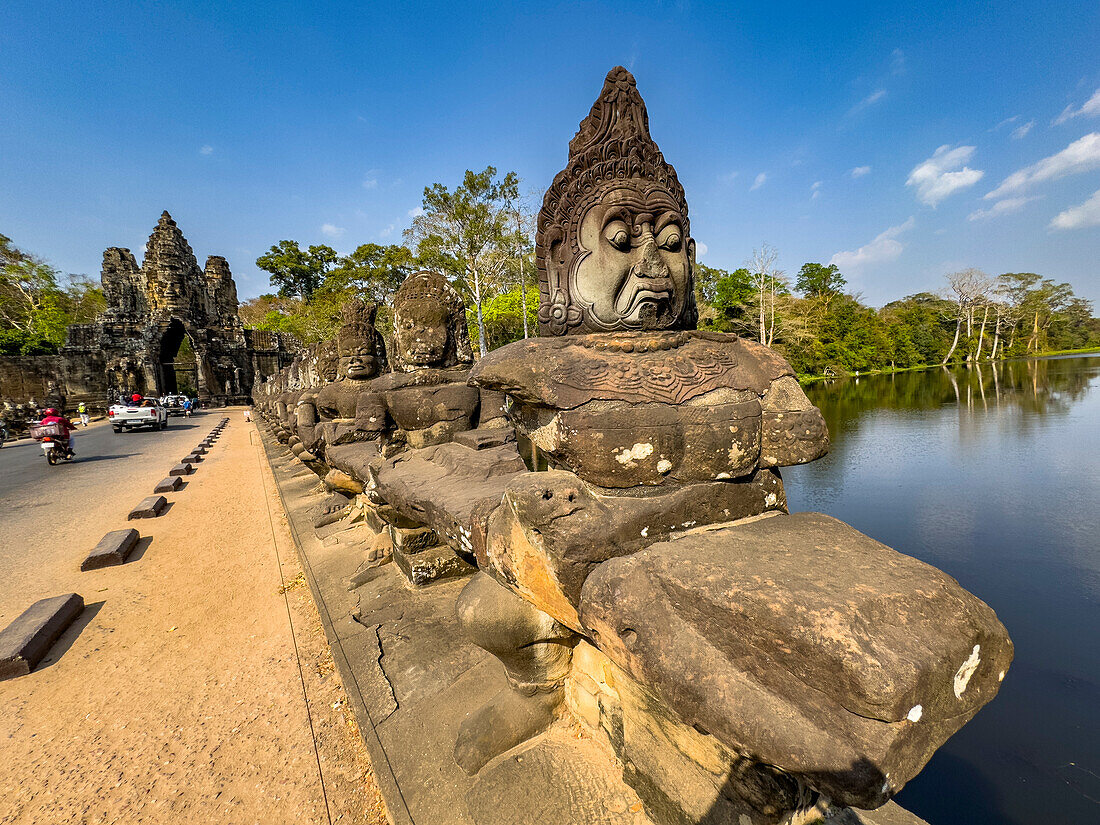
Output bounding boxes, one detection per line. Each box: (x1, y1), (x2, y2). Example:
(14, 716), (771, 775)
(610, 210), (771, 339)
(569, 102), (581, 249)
(0, 411), (228, 621)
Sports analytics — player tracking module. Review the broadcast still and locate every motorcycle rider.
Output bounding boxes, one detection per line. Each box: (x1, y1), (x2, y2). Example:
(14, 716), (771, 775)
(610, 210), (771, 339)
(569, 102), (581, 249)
(39, 407), (76, 458)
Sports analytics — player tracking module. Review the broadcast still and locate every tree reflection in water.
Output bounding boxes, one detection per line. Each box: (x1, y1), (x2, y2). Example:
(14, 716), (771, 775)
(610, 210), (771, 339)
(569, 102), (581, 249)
(783, 353), (1100, 825)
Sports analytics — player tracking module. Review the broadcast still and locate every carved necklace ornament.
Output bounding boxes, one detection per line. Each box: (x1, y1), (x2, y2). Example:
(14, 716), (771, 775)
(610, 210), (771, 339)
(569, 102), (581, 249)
(536, 67), (698, 335)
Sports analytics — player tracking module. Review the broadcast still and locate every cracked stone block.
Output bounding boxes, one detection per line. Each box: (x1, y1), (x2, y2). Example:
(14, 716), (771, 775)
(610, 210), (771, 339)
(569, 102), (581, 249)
(0, 594), (85, 680)
(389, 525), (440, 554)
(392, 543), (475, 587)
(81, 528), (140, 571)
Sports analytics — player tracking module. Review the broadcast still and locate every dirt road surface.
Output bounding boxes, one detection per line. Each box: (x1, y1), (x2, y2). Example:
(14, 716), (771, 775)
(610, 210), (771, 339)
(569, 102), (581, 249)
(0, 410), (386, 824)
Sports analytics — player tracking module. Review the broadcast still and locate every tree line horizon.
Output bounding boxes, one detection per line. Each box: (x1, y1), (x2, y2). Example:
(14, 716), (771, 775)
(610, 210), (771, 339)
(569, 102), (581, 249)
(242, 167), (1100, 378)
(4, 166), (1098, 377)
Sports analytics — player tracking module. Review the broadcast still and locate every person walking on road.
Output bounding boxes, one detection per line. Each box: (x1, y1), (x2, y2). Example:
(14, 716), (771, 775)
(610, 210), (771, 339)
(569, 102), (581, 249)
(78, 402), (89, 428)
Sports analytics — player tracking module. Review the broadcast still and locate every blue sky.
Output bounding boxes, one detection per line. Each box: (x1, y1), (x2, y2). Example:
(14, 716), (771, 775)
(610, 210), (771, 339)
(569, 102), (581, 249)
(2, 1), (1098, 307)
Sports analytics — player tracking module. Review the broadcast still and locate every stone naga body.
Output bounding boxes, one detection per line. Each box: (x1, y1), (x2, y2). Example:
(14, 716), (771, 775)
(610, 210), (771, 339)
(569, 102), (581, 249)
(324, 271), (518, 583)
(455, 67), (1013, 824)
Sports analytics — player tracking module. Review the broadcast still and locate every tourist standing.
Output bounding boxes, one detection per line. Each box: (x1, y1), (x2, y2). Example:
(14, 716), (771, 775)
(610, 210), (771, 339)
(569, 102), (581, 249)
(78, 401), (89, 427)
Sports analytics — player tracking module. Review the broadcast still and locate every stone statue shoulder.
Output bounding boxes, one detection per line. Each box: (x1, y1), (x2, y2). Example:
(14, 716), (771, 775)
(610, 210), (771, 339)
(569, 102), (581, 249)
(469, 330), (795, 409)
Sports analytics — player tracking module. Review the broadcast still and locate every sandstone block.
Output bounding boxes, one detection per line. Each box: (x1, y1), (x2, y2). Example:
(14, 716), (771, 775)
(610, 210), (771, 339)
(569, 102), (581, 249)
(393, 543), (475, 587)
(452, 426), (516, 451)
(0, 594), (84, 680)
(480, 469), (786, 630)
(154, 476), (182, 493)
(169, 463), (194, 476)
(579, 512), (1014, 808)
(128, 495), (167, 519)
(389, 525), (440, 554)
(81, 528), (140, 571)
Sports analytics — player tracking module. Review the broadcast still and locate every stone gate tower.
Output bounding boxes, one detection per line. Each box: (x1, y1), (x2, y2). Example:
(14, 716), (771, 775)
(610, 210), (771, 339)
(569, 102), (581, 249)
(62, 211), (297, 405)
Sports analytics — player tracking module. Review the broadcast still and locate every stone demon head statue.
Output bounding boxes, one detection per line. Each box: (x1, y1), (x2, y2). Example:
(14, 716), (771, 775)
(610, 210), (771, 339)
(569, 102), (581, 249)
(391, 271), (474, 371)
(315, 339), (340, 383)
(335, 299), (387, 381)
(536, 67), (698, 336)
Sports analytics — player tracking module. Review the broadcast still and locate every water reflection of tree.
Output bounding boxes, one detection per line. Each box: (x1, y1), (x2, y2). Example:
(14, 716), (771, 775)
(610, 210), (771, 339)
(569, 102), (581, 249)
(806, 356), (1100, 440)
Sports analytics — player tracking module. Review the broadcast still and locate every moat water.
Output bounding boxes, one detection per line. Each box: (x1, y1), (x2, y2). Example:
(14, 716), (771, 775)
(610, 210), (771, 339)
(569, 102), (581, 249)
(783, 354), (1100, 825)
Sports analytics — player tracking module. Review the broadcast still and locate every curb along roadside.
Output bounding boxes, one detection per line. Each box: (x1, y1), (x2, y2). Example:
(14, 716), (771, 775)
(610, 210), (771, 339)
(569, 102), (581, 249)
(252, 422), (413, 825)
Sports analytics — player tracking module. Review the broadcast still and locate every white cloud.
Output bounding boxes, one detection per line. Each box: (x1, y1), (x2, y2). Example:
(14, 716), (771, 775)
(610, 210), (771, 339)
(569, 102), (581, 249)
(991, 115), (1019, 131)
(849, 89), (887, 116)
(1053, 88), (1100, 125)
(696, 242), (708, 258)
(1049, 189), (1100, 231)
(362, 176), (378, 190)
(1011, 120), (1034, 139)
(890, 48), (906, 75)
(850, 165), (871, 178)
(321, 223), (345, 238)
(750, 172), (767, 191)
(829, 217), (915, 272)
(906, 145), (984, 206)
(379, 223), (395, 238)
(199, 145), (213, 155)
(811, 180), (822, 199)
(719, 170), (739, 184)
(967, 196), (1041, 221)
(407, 206), (424, 218)
(985, 132), (1100, 199)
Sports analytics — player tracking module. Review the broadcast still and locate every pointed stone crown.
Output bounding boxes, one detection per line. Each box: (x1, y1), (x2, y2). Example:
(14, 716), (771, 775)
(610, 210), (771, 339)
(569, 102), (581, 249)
(535, 67), (690, 335)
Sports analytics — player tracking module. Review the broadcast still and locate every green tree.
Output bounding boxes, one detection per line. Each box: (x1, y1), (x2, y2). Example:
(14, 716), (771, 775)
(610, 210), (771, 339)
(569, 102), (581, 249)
(255, 241), (338, 300)
(795, 262), (846, 297)
(706, 267), (756, 334)
(322, 243), (419, 304)
(405, 166), (524, 357)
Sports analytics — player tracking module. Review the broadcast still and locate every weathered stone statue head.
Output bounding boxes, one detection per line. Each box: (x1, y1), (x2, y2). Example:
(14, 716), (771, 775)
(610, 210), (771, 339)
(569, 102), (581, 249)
(391, 271), (473, 371)
(315, 339), (339, 383)
(335, 299), (387, 380)
(537, 67), (697, 335)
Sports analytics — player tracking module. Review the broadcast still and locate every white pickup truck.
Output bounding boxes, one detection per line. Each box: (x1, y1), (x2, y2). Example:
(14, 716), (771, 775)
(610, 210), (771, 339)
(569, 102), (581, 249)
(108, 400), (169, 432)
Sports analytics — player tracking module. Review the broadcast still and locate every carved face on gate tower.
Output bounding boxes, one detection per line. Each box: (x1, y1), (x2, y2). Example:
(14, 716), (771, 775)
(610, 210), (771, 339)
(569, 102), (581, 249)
(537, 67), (697, 335)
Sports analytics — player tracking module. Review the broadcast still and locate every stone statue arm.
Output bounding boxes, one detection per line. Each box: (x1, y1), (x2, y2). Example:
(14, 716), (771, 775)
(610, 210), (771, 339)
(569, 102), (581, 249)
(475, 389), (511, 429)
(353, 389), (388, 440)
(757, 374), (830, 468)
(295, 391), (323, 453)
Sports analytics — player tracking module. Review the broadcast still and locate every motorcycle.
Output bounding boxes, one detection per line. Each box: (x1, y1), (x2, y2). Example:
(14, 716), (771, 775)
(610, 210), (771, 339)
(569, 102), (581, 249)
(30, 423), (74, 465)
(39, 435), (74, 465)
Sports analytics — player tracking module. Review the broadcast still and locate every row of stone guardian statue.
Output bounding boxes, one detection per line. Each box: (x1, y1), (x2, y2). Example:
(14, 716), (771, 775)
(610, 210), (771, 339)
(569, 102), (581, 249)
(255, 67), (1011, 825)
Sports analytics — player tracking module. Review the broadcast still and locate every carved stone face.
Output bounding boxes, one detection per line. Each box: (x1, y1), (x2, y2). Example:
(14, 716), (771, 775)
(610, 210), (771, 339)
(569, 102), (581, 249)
(395, 301), (450, 367)
(573, 187), (693, 330)
(337, 335), (380, 380)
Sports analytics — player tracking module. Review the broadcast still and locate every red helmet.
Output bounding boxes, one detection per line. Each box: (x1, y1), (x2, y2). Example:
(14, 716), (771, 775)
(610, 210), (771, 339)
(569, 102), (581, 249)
(43, 408), (58, 417)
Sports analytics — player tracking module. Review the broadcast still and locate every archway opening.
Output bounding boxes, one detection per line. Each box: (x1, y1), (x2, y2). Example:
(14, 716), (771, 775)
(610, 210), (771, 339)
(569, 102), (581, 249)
(157, 319), (198, 396)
